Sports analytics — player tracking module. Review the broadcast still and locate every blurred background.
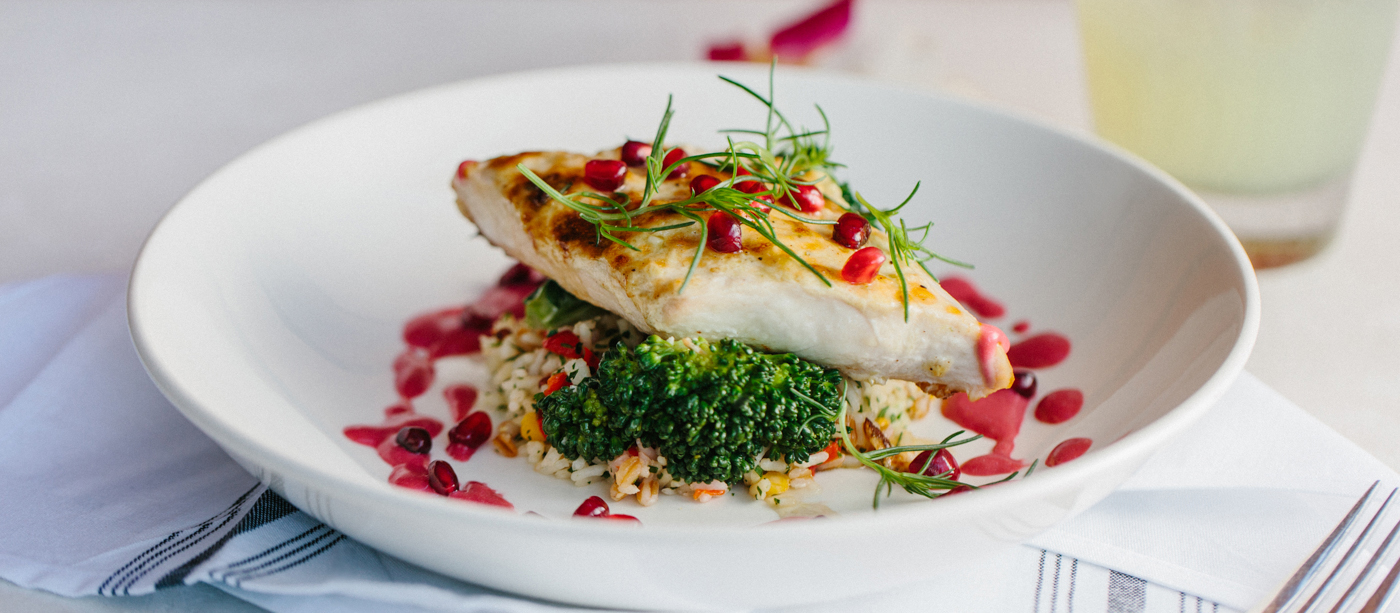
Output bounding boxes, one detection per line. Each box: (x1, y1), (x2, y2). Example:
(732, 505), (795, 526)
(1, 0), (1398, 607)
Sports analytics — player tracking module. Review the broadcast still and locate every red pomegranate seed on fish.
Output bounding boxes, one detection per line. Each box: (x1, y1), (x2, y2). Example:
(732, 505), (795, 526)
(909, 448), (961, 481)
(690, 174), (721, 196)
(583, 159), (627, 192)
(663, 148), (688, 179)
(393, 348), (434, 399)
(574, 495), (611, 517)
(428, 460), (459, 495)
(621, 140), (652, 166)
(1010, 370), (1038, 399)
(841, 247), (886, 284)
(832, 212), (870, 249)
(1045, 438), (1092, 467)
(448, 411), (493, 449)
(395, 426), (432, 454)
(783, 184), (825, 213)
(707, 212), (743, 253)
(443, 384), (478, 422)
(1035, 389), (1084, 424)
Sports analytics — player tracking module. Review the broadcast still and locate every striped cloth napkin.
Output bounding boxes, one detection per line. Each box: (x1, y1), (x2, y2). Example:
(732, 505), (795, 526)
(2, 274), (1395, 613)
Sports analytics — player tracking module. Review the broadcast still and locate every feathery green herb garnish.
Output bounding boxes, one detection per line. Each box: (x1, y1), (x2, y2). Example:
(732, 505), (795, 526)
(517, 63), (969, 320)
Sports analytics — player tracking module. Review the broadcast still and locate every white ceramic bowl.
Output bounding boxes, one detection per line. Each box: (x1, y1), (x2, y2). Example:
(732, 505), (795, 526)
(129, 63), (1258, 610)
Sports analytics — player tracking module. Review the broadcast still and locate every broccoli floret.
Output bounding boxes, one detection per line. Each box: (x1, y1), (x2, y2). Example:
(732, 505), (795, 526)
(536, 336), (843, 485)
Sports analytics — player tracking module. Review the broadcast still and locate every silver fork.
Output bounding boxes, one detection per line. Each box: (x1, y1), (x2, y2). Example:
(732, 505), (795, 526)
(1253, 481), (1400, 613)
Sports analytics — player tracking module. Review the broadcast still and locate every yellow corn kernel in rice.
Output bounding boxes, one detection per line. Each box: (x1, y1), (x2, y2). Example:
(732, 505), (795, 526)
(763, 472), (791, 496)
(519, 411), (545, 443)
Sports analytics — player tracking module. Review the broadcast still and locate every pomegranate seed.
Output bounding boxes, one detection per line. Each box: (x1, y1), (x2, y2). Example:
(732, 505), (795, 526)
(395, 426), (432, 454)
(1010, 370), (1038, 399)
(663, 148), (688, 179)
(448, 412), (492, 448)
(1035, 388), (1084, 424)
(574, 495), (611, 517)
(543, 330), (583, 359)
(1045, 438), (1092, 467)
(733, 181), (774, 215)
(909, 448), (961, 481)
(583, 159), (627, 191)
(621, 140), (652, 166)
(841, 247), (886, 284)
(428, 460), (459, 495)
(783, 184), (825, 213)
(690, 175), (721, 196)
(832, 213), (870, 249)
(497, 263), (546, 287)
(707, 212), (743, 253)
(392, 348), (434, 399)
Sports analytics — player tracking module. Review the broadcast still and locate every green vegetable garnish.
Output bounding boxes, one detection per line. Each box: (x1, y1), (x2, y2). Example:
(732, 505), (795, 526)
(524, 279), (606, 330)
(536, 336), (843, 485)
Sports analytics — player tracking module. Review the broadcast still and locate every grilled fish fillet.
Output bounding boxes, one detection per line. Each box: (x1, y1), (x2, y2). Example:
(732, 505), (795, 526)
(452, 149), (1013, 399)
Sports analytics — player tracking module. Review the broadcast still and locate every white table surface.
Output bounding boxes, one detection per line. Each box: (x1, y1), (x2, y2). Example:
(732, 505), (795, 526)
(3, 0), (1398, 610)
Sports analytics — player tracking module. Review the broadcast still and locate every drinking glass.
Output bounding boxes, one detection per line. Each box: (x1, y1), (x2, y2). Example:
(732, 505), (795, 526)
(1076, 0), (1398, 268)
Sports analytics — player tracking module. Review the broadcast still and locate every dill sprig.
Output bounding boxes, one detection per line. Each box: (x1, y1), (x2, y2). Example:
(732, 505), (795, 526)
(835, 401), (1037, 509)
(848, 189), (974, 320)
(516, 63), (968, 317)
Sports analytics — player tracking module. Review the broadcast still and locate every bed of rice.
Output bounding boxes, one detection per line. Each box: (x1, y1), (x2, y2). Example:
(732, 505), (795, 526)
(478, 312), (934, 508)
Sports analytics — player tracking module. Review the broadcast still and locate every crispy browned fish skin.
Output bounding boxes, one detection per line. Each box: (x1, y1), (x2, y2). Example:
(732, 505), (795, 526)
(453, 150), (1012, 398)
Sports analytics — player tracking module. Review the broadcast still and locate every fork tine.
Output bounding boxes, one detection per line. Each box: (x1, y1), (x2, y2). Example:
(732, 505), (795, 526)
(1329, 511), (1400, 613)
(1262, 482), (1381, 613)
(1296, 489), (1399, 612)
(1357, 547), (1400, 613)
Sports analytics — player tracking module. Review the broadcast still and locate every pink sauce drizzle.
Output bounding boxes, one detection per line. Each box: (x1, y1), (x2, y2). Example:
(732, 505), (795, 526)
(343, 404), (444, 493)
(1035, 389), (1084, 425)
(1007, 333), (1071, 369)
(975, 324), (1010, 388)
(1012, 320), (1030, 334)
(451, 482), (514, 510)
(941, 390), (1028, 476)
(1045, 438), (1092, 467)
(344, 263), (546, 508)
(940, 276), (1006, 319)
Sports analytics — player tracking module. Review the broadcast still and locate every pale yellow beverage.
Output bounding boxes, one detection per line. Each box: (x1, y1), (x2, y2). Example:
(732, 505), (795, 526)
(1077, 0), (1397, 265)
